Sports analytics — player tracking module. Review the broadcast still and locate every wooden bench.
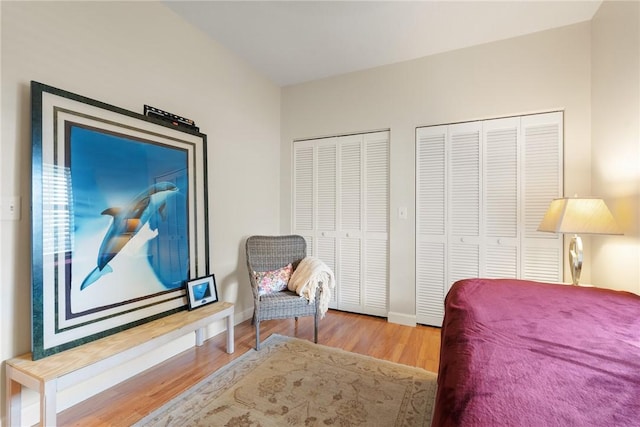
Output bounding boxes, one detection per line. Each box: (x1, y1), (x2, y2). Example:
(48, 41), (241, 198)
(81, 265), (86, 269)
(5, 301), (234, 427)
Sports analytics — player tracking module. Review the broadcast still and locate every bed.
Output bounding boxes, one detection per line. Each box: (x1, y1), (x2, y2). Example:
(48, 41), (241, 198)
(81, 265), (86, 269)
(432, 278), (640, 426)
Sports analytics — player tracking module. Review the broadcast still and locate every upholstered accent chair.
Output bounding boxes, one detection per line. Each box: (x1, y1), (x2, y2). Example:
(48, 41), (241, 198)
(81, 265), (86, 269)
(245, 235), (319, 350)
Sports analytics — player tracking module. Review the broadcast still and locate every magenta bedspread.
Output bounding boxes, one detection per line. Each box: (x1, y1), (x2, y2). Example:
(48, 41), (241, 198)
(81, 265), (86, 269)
(432, 278), (640, 427)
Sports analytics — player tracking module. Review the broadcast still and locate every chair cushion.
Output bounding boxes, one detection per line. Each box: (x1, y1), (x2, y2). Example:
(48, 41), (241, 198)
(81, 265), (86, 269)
(253, 263), (293, 296)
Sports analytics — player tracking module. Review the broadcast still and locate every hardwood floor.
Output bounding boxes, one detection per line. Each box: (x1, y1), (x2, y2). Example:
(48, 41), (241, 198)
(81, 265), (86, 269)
(58, 310), (441, 426)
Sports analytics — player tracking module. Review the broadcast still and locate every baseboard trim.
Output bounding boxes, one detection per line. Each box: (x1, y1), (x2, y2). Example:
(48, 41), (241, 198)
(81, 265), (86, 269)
(236, 306), (254, 324)
(387, 312), (417, 327)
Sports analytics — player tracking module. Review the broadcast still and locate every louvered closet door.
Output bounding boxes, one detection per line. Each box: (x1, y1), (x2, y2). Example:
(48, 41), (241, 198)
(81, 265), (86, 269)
(338, 135), (363, 312)
(293, 142), (315, 250)
(317, 141), (338, 307)
(416, 126), (447, 326)
(482, 117), (519, 278)
(448, 122), (481, 289)
(293, 131), (389, 316)
(521, 112), (563, 282)
(415, 112), (562, 327)
(362, 132), (389, 316)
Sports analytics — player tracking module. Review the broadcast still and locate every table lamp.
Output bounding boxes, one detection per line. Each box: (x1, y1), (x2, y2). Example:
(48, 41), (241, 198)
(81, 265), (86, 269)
(537, 197), (622, 286)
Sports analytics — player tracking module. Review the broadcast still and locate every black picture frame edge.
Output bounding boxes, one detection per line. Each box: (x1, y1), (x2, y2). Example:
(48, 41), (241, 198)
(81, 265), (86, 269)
(31, 81), (45, 358)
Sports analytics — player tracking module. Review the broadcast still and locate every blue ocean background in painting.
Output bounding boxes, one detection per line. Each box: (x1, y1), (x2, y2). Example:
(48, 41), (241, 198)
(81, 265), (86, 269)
(192, 282), (211, 301)
(69, 124), (189, 313)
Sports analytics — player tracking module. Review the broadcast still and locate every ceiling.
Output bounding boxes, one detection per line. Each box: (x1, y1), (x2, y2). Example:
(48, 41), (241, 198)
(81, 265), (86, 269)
(164, 1), (602, 87)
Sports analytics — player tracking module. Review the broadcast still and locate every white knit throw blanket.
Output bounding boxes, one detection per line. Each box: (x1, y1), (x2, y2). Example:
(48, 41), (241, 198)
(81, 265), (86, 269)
(287, 256), (335, 318)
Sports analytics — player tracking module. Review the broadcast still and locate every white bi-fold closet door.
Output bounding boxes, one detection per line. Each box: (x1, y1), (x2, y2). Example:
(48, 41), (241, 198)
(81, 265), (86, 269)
(416, 112), (563, 326)
(293, 131), (389, 317)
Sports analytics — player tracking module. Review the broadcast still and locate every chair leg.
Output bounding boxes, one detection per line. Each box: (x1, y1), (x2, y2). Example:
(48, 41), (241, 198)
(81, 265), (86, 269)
(255, 321), (260, 351)
(314, 312), (319, 344)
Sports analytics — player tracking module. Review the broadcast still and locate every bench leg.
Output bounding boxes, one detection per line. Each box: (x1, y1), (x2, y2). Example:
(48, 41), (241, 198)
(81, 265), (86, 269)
(42, 380), (57, 427)
(6, 366), (22, 427)
(195, 328), (204, 346)
(226, 313), (234, 354)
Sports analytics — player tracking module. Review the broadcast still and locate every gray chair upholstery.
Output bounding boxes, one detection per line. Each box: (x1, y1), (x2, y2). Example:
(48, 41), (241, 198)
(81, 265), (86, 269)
(245, 235), (319, 350)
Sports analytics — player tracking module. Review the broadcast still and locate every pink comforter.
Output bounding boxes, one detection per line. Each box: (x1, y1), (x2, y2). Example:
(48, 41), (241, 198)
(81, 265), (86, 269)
(432, 278), (640, 426)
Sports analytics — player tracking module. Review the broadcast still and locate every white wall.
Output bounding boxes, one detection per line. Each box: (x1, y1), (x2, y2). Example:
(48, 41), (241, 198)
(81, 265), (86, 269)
(591, 0), (640, 294)
(281, 22), (593, 322)
(1, 2), (281, 424)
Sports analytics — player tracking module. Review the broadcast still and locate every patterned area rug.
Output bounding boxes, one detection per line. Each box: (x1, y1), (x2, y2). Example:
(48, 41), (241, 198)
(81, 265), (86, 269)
(135, 334), (438, 426)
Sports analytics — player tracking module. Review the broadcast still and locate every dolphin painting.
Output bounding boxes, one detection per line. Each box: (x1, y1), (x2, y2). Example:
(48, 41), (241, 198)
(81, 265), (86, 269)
(80, 182), (179, 290)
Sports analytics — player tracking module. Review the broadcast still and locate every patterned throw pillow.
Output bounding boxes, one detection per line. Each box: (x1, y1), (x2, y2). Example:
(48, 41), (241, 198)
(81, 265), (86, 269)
(253, 263), (293, 296)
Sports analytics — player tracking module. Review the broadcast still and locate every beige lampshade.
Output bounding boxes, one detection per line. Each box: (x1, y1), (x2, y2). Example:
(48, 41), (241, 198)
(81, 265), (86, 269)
(538, 198), (622, 235)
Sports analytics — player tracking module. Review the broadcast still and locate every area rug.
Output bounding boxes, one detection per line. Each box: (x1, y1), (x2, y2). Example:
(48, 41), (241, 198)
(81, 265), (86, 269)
(134, 334), (438, 426)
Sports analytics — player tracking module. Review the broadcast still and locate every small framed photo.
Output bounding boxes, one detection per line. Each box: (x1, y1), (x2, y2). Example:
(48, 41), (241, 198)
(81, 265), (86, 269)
(186, 275), (218, 310)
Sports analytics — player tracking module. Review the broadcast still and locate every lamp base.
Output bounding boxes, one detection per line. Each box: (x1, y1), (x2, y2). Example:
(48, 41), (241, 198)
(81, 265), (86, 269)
(569, 234), (583, 286)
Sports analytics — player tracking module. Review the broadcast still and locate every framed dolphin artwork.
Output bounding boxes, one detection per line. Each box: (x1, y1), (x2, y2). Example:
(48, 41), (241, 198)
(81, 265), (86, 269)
(30, 81), (209, 359)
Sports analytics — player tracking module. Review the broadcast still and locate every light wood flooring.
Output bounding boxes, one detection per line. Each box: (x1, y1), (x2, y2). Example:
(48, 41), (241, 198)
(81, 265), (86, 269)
(58, 310), (441, 426)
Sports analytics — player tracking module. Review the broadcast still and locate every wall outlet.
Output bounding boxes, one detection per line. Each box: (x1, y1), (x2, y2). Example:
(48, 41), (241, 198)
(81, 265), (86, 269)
(1, 196), (21, 221)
